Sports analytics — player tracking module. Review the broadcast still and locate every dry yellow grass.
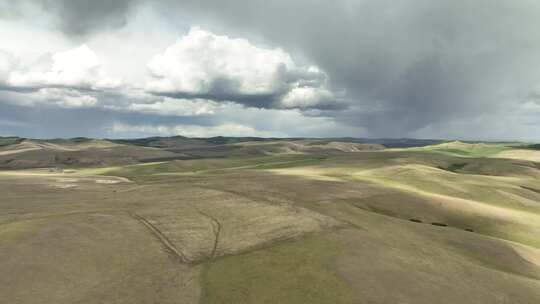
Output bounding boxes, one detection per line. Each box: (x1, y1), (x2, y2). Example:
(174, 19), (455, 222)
(135, 187), (339, 263)
(494, 149), (540, 162)
(2, 145), (540, 303)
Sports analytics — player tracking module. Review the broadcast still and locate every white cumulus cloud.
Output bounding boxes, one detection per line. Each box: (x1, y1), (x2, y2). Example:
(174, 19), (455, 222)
(146, 27), (338, 109)
(7, 44), (121, 90)
(147, 27), (293, 96)
(108, 122), (281, 138)
(0, 50), (16, 84)
(280, 87), (338, 109)
(125, 97), (218, 116)
(32, 88), (98, 108)
(0, 87), (98, 108)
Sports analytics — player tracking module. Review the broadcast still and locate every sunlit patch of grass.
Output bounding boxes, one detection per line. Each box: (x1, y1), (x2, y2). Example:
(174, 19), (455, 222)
(200, 233), (356, 304)
(399, 141), (515, 158)
(87, 156), (331, 183)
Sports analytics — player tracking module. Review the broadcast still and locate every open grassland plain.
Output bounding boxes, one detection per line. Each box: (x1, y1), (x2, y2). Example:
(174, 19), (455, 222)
(1, 137), (540, 303)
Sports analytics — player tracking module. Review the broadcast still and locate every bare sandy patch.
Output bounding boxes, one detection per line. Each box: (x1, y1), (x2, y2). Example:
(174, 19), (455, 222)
(94, 179), (124, 184)
(268, 167), (344, 182)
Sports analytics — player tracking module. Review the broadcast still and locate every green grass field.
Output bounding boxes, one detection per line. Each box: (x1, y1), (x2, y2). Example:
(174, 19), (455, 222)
(401, 141), (516, 157)
(200, 233), (356, 304)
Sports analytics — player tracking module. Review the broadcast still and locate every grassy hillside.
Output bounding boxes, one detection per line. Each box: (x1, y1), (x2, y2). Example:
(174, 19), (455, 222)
(0, 137), (24, 147)
(401, 141), (514, 157)
(1, 138), (540, 303)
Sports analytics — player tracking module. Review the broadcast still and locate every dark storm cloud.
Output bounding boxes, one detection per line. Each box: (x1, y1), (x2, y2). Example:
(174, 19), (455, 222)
(147, 0), (540, 136)
(154, 91), (279, 109)
(152, 90), (346, 111)
(0, 101), (215, 138)
(0, 86), (39, 93)
(5, 0), (540, 138)
(148, 72), (284, 108)
(32, 0), (138, 36)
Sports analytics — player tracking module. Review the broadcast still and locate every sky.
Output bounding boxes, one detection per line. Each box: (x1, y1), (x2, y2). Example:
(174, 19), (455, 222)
(1, 0), (540, 140)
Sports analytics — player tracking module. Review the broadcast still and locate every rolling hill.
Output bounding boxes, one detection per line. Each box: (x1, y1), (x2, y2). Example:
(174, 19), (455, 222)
(1, 136), (540, 303)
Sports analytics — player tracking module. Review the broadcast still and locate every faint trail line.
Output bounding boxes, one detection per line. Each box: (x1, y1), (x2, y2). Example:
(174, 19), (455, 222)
(189, 204), (222, 259)
(116, 184), (151, 193)
(520, 185), (540, 195)
(0, 209), (129, 226)
(126, 211), (190, 264)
